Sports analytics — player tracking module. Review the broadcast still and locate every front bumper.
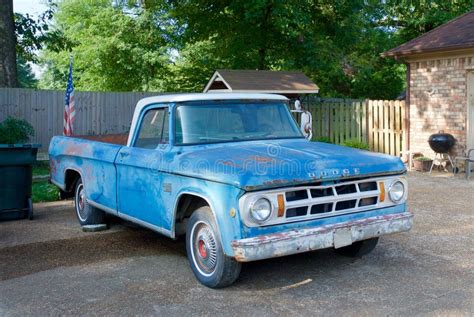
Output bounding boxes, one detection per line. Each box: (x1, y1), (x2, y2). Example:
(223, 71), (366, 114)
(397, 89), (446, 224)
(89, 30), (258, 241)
(231, 211), (413, 262)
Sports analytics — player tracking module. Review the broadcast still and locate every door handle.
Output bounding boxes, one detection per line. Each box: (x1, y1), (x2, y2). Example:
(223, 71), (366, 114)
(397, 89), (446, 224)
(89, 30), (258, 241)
(119, 152), (130, 158)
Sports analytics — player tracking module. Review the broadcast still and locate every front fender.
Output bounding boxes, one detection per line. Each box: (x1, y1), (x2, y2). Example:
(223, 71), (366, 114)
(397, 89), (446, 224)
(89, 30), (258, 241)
(169, 177), (245, 256)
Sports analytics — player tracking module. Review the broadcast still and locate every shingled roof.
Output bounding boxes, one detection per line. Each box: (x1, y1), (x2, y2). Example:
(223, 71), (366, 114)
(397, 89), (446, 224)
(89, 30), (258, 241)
(203, 70), (319, 94)
(382, 10), (474, 58)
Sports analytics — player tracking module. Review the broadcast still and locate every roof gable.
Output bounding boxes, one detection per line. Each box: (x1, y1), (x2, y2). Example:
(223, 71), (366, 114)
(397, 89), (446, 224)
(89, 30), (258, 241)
(203, 69), (319, 94)
(382, 10), (474, 58)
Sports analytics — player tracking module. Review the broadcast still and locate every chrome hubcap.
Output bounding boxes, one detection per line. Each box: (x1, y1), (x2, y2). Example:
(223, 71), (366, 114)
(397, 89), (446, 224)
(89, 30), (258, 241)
(192, 222), (217, 275)
(75, 184), (87, 221)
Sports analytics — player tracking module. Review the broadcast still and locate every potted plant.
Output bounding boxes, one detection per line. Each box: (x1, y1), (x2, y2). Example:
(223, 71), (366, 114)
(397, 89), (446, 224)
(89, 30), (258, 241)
(413, 156), (433, 172)
(0, 117), (40, 221)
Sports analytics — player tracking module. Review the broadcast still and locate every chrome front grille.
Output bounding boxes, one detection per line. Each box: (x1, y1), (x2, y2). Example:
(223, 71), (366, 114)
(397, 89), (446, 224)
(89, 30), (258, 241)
(284, 180), (379, 219)
(239, 175), (407, 228)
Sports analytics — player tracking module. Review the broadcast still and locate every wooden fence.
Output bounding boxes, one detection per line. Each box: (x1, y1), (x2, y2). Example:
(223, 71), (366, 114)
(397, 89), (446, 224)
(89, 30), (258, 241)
(0, 88), (407, 156)
(302, 98), (407, 156)
(0, 88), (156, 149)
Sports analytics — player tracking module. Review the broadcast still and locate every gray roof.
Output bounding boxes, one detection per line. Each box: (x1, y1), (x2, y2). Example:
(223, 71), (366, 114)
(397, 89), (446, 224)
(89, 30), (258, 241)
(204, 70), (319, 94)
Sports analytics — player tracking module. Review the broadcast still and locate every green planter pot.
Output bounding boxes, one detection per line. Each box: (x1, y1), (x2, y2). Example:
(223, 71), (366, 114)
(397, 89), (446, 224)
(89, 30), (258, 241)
(0, 144), (41, 221)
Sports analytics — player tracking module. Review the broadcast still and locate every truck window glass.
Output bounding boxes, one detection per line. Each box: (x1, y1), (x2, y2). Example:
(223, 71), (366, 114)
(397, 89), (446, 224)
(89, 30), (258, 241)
(175, 102), (302, 145)
(134, 108), (168, 148)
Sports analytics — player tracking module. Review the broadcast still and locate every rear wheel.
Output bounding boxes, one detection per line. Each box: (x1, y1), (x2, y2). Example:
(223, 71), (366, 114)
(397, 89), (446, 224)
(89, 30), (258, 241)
(186, 206), (241, 288)
(74, 178), (105, 226)
(335, 238), (379, 257)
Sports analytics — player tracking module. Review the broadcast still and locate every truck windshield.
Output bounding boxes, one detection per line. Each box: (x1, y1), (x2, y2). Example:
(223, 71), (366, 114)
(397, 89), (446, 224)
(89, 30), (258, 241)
(175, 102), (303, 145)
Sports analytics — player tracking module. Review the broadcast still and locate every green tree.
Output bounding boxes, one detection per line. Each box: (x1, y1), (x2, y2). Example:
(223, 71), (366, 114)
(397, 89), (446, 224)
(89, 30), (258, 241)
(381, 0), (473, 43)
(166, 0), (405, 98)
(40, 0), (172, 91)
(38, 0), (473, 98)
(13, 3), (57, 88)
(17, 56), (38, 88)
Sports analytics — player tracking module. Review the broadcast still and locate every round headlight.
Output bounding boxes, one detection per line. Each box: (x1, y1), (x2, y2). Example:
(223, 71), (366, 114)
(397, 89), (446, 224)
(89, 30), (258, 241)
(250, 198), (273, 223)
(389, 181), (405, 203)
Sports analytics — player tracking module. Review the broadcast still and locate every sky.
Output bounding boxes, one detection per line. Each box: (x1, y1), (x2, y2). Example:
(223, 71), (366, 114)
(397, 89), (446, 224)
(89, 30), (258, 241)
(13, 0), (48, 16)
(13, 0), (49, 77)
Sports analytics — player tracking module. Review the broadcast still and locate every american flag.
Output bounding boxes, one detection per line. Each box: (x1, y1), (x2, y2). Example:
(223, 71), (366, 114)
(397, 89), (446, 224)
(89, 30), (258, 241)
(63, 61), (75, 136)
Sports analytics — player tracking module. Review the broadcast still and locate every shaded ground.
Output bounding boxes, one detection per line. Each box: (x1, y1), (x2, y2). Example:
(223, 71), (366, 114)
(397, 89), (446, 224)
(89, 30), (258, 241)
(0, 172), (473, 316)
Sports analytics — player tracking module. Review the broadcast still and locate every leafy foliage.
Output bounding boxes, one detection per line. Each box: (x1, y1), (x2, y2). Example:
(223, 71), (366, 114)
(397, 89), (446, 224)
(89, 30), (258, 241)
(39, 0), (173, 91)
(0, 117), (35, 144)
(36, 0), (473, 98)
(313, 136), (332, 143)
(17, 56), (38, 88)
(341, 138), (370, 150)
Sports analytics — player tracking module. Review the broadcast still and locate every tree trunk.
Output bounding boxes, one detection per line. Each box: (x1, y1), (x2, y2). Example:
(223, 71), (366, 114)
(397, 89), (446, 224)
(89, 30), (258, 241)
(0, 0), (18, 87)
(257, 1), (273, 70)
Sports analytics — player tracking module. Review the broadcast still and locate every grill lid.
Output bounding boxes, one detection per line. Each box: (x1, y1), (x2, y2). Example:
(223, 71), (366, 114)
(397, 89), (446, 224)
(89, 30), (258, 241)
(428, 132), (455, 153)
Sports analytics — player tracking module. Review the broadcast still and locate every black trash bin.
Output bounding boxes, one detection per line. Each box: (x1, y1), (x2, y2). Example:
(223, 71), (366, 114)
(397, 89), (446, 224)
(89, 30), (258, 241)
(0, 144), (41, 221)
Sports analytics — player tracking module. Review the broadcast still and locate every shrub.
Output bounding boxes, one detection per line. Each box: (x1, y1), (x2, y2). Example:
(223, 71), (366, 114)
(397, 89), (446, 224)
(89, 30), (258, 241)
(0, 116), (35, 144)
(314, 136), (332, 143)
(341, 138), (370, 150)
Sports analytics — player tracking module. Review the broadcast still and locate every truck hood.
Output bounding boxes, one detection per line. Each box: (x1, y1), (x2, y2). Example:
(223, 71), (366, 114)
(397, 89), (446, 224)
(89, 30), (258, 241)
(170, 139), (405, 191)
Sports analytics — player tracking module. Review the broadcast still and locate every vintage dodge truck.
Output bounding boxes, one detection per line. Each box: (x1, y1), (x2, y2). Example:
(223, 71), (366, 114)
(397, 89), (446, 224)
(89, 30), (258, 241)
(49, 93), (413, 288)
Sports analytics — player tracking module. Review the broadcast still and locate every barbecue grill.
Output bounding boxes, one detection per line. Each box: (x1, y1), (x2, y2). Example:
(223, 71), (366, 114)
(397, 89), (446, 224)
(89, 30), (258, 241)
(428, 132), (455, 174)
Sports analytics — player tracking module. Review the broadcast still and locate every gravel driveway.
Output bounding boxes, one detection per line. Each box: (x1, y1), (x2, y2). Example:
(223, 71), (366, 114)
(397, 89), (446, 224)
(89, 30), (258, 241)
(0, 172), (473, 316)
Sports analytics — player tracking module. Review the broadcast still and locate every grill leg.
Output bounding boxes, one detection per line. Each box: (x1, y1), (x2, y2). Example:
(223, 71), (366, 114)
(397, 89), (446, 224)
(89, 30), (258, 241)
(467, 160), (472, 179)
(446, 154), (454, 172)
(429, 154), (437, 175)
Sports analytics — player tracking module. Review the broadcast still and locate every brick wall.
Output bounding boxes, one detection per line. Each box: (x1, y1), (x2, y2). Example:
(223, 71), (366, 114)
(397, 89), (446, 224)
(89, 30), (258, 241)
(409, 54), (474, 157)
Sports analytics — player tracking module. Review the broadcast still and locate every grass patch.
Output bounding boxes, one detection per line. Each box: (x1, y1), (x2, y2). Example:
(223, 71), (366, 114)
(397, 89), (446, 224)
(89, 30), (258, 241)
(33, 161), (50, 176)
(32, 181), (60, 203)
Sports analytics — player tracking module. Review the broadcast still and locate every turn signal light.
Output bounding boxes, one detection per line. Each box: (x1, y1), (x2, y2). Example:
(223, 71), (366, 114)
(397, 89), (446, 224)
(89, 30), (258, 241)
(277, 194), (285, 217)
(379, 182), (385, 202)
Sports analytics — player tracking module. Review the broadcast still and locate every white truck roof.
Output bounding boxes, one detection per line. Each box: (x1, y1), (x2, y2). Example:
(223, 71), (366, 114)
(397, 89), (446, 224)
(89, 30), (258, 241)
(127, 93), (289, 146)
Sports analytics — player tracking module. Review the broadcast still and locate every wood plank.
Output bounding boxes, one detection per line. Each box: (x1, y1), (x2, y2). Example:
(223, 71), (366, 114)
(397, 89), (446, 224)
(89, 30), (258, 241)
(389, 100), (395, 156)
(328, 102), (333, 142)
(345, 102), (351, 141)
(373, 101), (378, 152)
(395, 101), (401, 156)
(352, 101), (358, 140)
(367, 100), (373, 150)
(338, 102), (343, 143)
(376, 100), (382, 152)
(324, 102), (330, 138)
(401, 101), (407, 154)
(383, 101), (388, 154)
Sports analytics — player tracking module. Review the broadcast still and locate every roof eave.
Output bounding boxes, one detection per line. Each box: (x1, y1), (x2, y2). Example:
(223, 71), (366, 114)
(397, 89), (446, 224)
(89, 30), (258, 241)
(207, 89), (319, 94)
(381, 42), (474, 59)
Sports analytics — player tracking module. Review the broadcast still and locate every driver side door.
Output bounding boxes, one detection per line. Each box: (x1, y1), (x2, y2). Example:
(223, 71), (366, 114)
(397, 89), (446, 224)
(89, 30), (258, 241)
(115, 106), (170, 233)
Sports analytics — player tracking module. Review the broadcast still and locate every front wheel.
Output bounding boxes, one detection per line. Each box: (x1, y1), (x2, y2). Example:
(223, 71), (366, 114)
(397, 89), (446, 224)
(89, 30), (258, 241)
(186, 206), (241, 288)
(335, 237), (379, 257)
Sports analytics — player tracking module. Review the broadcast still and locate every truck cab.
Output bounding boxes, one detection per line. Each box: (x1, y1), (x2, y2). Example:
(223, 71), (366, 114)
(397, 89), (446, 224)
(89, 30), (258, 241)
(49, 93), (413, 288)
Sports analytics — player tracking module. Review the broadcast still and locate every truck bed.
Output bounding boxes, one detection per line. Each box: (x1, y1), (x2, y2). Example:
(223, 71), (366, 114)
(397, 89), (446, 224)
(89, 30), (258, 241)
(73, 133), (128, 145)
(49, 135), (124, 210)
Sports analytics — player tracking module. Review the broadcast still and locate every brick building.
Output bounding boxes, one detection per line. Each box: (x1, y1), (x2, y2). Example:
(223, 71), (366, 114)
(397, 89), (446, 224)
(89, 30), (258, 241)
(382, 11), (474, 157)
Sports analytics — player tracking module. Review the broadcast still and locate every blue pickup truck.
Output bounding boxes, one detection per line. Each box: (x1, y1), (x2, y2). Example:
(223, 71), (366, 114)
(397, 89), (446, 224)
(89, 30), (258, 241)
(49, 93), (413, 288)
